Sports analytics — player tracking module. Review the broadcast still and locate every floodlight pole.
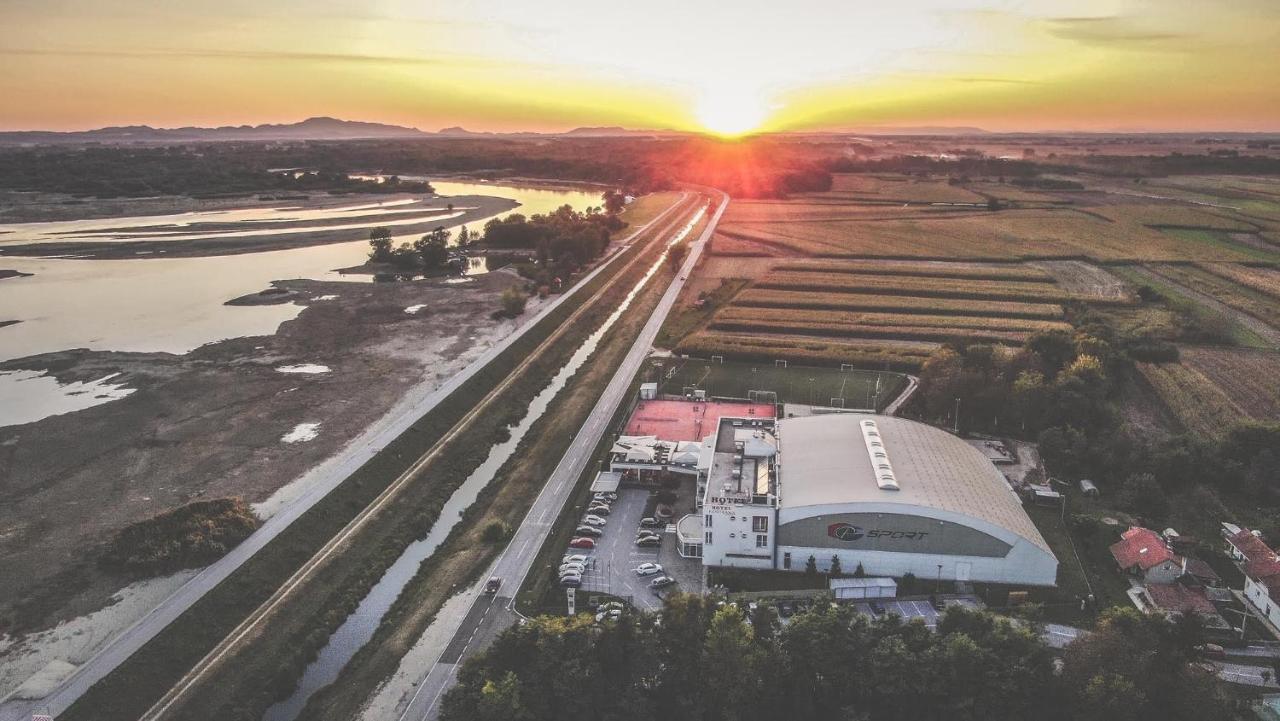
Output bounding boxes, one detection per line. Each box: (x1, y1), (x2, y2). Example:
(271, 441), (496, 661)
(953, 397), (961, 434)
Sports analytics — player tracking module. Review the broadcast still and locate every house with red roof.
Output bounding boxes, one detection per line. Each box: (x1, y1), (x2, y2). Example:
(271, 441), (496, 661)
(1110, 526), (1183, 585)
(1224, 524), (1280, 633)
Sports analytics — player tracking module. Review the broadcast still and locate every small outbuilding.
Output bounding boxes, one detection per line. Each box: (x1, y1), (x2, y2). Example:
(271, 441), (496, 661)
(639, 382), (658, 400)
(1079, 479), (1099, 497)
(830, 577), (898, 600)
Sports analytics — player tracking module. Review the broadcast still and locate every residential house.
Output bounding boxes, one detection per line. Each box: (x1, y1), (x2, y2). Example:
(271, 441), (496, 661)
(1110, 527), (1183, 584)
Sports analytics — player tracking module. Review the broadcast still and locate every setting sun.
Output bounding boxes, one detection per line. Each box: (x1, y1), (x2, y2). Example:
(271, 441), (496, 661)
(694, 86), (770, 137)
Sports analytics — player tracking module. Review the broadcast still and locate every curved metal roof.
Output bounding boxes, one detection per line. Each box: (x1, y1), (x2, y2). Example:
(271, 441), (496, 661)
(776, 414), (1051, 553)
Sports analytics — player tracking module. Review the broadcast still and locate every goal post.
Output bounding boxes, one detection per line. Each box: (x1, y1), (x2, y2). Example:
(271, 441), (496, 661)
(748, 390), (778, 405)
(840, 363), (855, 371)
(710, 355), (724, 364)
(774, 359), (787, 368)
(829, 397), (845, 408)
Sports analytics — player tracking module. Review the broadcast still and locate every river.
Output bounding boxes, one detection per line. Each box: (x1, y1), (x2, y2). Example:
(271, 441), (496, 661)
(0, 182), (602, 425)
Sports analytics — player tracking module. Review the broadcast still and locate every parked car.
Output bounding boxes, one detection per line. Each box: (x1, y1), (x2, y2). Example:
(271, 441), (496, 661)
(1196, 643), (1227, 659)
(777, 602), (794, 618)
(559, 562), (586, 575)
(929, 595), (945, 611)
(582, 515), (607, 526)
(574, 525), (603, 537)
(587, 505), (611, 515)
(595, 608), (623, 623)
(635, 562), (663, 576)
(560, 575), (582, 588)
(559, 571), (582, 583)
(593, 492), (615, 501)
(639, 517), (660, 528)
(484, 577), (501, 595)
(635, 536), (661, 547)
(562, 554), (590, 566)
(569, 537), (597, 549)
(649, 575), (676, 589)
(636, 529), (659, 540)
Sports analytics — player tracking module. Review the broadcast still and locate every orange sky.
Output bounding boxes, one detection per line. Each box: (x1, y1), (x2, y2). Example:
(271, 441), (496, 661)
(2, 0), (1278, 134)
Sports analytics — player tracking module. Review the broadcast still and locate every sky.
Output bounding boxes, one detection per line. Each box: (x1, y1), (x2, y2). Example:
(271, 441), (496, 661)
(1, 0), (1278, 134)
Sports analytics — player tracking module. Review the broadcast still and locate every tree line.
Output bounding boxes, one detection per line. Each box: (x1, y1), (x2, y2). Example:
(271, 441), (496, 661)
(442, 595), (1238, 721)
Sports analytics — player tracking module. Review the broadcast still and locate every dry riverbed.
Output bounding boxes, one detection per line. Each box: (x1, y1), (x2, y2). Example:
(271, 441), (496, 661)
(0, 269), (542, 699)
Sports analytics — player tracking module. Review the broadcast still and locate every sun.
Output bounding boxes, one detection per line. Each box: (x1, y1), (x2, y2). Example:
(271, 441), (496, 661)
(694, 86), (769, 137)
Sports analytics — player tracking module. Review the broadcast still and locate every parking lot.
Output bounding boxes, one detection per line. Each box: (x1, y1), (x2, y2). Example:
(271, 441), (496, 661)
(571, 488), (702, 610)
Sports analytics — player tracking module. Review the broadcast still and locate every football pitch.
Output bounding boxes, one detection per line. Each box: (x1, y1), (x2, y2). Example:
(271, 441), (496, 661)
(650, 358), (907, 410)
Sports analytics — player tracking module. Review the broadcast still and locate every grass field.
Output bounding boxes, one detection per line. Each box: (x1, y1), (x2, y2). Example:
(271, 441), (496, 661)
(1196, 262), (1280, 300)
(1135, 361), (1243, 438)
(1156, 228), (1280, 263)
(1178, 346), (1280, 420)
(756, 271), (1079, 303)
(709, 307), (1070, 346)
(1109, 265), (1273, 349)
(1147, 263), (1280, 328)
(772, 259), (1054, 282)
(651, 357), (907, 409)
(675, 331), (937, 371)
(797, 173), (989, 204)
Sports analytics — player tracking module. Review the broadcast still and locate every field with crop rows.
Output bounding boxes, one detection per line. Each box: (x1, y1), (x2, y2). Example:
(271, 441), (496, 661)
(711, 306), (1070, 344)
(731, 288), (1065, 319)
(1091, 203), (1259, 231)
(756, 270), (1080, 303)
(1147, 264), (1280, 328)
(676, 331), (938, 369)
(1135, 362), (1243, 438)
(1196, 263), (1280, 300)
(800, 174), (989, 204)
(773, 259), (1053, 281)
(1178, 346), (1280, 421)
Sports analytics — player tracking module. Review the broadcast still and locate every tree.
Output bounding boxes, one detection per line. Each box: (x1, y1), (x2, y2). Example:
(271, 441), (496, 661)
(416, 226), (451, 269)
(853, 562), (866, 578)
(368, 227), (393, 262)
(500, 285), (527, 317)
(602, 190), (627, 215)
(829, 555), (842, 578)
(1116, 472), (1170, 519)
(1027, 329), (1076, 375)
(667, 242), (688, 271)
(805, 555), (818, 575)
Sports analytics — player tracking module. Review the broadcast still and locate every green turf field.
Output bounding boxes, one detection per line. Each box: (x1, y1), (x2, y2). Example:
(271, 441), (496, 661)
(649, 357), (907, 410)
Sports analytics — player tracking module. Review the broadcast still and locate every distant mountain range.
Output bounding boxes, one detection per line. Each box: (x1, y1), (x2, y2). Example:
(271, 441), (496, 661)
(0, 118), (687, 145)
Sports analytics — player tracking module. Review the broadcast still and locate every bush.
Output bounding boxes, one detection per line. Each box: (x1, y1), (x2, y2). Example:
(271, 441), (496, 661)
(102, 498), (260, 575)
(481, 521), (512, 544)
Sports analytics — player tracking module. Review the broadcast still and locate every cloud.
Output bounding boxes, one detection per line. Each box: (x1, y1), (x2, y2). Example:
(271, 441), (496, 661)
(0, 47), (490, 68)
(1043, 16), (1194, 49)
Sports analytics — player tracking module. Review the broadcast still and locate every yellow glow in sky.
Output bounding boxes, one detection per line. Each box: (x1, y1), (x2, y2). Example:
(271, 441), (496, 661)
(1, 0), (1278, 133)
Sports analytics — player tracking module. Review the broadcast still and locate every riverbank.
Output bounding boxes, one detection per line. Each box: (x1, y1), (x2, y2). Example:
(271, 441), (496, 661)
(0, 194), (516, 259)
(0, 269), (542, 695)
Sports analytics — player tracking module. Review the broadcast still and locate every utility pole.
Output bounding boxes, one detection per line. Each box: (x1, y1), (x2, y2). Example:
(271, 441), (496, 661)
(953, 397), (961, 434)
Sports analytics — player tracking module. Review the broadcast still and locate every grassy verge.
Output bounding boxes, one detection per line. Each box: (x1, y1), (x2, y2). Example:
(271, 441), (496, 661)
(301, 201), (694, 720)
(63, 197), (696, 721)
(656, 277), (749, 348)
(1110, 265), (1271, 348)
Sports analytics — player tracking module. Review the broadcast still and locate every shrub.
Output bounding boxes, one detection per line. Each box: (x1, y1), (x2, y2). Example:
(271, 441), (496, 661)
(102, 498), (260, 575)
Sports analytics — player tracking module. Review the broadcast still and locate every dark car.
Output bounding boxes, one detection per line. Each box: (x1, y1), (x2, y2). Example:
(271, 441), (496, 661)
(484, 577), (501, 595)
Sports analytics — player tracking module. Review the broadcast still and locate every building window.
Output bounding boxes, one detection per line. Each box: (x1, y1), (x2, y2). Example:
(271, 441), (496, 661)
(752, 516), (769, 532)
(783, 552), (792, 570)
(705, 532), (713, 544)
(705, 514), (712, 527)
(756, 534), (768, 548)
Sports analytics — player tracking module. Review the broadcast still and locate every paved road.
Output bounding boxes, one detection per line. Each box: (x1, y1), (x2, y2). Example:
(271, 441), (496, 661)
(395, 190), (728, 721)
(883, 374), (919, 416)
(0, 194), (689, 721)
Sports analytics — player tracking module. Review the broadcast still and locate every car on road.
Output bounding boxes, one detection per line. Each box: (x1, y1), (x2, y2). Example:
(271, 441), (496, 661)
(635, 563), (663, 576)
(574, 525), (603, 537)
(484, 577), (501, 595)
(569, 537), (597, 549)
(562, 554), (590, 565)
(649, 575), (676, 589)
(635, 536), (660, 547)
(560, 575), (582, 588)
(639, 517), (660, 528)
(582, 515), (607, 526)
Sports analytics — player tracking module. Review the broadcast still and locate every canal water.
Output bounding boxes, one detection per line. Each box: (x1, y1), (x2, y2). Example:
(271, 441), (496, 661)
(260, 207), (704, 721)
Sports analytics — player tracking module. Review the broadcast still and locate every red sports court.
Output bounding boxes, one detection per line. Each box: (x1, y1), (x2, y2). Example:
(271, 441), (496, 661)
(623, 399), (775, 442)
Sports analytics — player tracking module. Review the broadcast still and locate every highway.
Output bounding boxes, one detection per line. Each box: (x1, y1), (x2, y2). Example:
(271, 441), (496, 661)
(0, 194), (689, 721)
(394, 189), (729, 721)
